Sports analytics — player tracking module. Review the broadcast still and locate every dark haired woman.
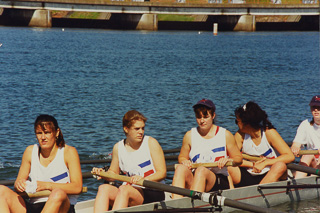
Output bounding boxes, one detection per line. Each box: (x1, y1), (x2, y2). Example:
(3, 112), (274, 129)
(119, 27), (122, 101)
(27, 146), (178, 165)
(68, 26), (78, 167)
(228, 102), (294, 187)
(171, 99), (242, 199)
(291, 95), (320, 178)
(0, 114), (82, 213)
(91, 110), (166, 213)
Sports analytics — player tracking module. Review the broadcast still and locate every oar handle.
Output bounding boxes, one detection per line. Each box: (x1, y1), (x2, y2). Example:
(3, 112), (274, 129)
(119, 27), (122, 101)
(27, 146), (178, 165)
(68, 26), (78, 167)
(174, 161), (234, 169)
(242, 154), (263, 162)
(299, 150), (319, 155)
(95, 171), (145, 186)
(243, 151), (319, 162)
(242, 154), (320, 176)
(19, 187), (88, 198)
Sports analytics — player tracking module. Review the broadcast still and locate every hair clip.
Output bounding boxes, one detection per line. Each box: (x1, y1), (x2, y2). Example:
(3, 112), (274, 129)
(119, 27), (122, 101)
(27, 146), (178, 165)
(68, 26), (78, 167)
(243, 103), (247, 111)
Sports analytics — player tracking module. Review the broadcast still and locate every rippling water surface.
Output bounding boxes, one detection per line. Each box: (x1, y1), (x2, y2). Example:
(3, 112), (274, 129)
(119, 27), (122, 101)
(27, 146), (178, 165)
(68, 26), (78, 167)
(0, 27), (319, 208)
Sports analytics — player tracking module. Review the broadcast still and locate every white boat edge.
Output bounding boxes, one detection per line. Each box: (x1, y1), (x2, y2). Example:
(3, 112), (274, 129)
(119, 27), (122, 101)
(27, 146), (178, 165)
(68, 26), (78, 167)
(75, 174), (320, 213)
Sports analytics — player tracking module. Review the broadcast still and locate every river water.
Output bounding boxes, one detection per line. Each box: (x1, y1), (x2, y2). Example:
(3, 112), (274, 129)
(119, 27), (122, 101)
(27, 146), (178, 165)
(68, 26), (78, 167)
(0, 27), (319, 211)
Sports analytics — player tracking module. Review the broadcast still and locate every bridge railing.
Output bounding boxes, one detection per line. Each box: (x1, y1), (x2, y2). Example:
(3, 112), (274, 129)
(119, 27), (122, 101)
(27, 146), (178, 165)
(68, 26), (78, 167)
(124, 0), (319, 5)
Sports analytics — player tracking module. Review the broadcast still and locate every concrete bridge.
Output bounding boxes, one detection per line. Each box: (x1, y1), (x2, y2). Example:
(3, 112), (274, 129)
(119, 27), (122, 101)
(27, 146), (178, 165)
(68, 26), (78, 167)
(0, 0), (319, 31)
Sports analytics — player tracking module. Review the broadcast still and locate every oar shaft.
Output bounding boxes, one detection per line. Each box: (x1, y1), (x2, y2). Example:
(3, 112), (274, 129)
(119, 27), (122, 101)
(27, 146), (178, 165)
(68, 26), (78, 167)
(224, 198), (276, 213)
(96, 171), (200, 198)
(95, 172), (282, 213)
(287, 163), (320, 176)
(174, 161), (234, 169)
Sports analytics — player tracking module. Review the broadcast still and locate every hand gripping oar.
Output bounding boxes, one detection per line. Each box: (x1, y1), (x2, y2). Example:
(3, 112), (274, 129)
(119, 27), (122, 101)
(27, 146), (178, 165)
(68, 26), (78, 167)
(18, 187), (88, 198)
(93, 171), (283, 213)
(242, 154), (320, 176)
(174, 161), (235, 169)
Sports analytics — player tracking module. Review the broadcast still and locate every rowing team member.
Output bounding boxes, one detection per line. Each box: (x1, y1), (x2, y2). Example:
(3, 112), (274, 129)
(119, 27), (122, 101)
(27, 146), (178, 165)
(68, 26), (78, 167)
(0, 114), (82, 213)
(291, 95), (320, 178)
(228, 101), (295, 187)
(91, 110), (166, 213)
(171, 99), (242, 199)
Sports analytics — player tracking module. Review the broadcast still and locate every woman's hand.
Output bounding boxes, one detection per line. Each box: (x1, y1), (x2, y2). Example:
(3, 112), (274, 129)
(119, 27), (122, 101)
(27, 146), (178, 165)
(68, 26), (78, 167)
(36, 181), (53, 191)
(91, 167), (105, 180)
(291, 146), (301, 157)
(252, 157), (267, 173)
(130, 175), (143, 184)
(216, 157), (230, 169)
(181, 160), (192, 170)
(14, 179), (26, 192)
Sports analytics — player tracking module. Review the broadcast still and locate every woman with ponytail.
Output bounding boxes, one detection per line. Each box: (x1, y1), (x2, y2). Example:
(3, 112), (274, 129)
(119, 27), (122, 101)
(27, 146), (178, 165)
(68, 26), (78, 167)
(228, 101), (294, 187)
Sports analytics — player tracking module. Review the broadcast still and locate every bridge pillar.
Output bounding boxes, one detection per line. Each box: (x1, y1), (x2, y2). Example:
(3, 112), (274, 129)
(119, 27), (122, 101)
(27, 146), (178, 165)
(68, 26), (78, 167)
(136, 14), (158, 31)
(0, 9), (51, 27)
(29, 10), (52, 27)
(234, 15), (256, 32)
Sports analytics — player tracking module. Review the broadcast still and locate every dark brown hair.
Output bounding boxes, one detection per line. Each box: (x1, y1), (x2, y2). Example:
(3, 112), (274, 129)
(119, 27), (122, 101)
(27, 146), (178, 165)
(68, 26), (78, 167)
(235, 101), (275, 131)
(34, 114), (65, 147)
(193, 106), (215, 124)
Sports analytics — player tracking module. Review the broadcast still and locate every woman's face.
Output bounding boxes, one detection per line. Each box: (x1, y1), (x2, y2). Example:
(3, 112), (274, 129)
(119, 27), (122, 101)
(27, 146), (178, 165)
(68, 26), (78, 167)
(311, 106), (320, 120)
(196, 111), (215, 130)
(124, 120), (145, 143)
(35, 124), (59, 149)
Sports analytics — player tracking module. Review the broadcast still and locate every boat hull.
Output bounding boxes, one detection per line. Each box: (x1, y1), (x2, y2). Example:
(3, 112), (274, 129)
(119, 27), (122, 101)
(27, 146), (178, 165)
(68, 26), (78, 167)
(75, 176), (320, 212)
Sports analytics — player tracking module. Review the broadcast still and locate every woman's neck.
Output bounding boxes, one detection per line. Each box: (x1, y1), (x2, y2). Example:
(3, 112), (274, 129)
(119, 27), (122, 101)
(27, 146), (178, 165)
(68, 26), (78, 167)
(40, 144), (58, 159)
(198, 124), (216, 138)
(124, 138), (142, 151)
(314, 117), (320, 125)
(246, 128), (261, 139)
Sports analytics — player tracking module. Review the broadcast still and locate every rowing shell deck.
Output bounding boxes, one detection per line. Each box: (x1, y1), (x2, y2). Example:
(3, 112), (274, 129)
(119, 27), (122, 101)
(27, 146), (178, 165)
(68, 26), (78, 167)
(75, 176), (320, 213)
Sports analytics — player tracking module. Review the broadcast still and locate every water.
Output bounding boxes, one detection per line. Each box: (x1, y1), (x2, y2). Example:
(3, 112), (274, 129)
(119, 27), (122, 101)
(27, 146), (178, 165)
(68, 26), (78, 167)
(0, 27), (319, 211)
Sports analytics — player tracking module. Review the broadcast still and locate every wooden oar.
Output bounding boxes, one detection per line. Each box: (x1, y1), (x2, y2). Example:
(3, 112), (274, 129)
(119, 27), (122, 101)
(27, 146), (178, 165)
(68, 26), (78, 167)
(242, 154), (263, 162)
(242, 154), (320, 176)
(298, 150), (319, 155)
(18, 187), (88, 198)
(0, 161), (234, 186)
(287, 163), (320, 176)
(173, 161), (235, 169)
(93, 171), (283, 213)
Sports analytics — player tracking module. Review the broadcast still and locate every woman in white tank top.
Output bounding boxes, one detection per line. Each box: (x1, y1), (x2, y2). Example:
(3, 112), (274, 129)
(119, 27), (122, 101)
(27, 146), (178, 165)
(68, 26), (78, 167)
(291, 95), (320, 178)
(0, 114), (82, 213)
(228, 101), (294, 187)
(92, 110), (166, 213)
(171, 99), (243, 199)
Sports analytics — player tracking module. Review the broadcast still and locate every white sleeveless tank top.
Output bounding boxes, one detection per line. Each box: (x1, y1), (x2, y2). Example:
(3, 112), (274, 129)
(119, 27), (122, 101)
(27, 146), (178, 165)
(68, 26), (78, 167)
(242, 130), (277, 175)
(189, 126), (228, 176)
(118, 136), (164, 185)
(28, 144), (78, 204)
